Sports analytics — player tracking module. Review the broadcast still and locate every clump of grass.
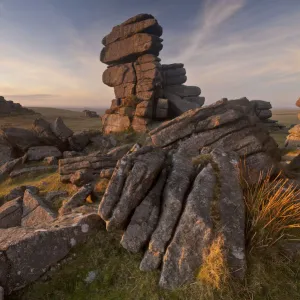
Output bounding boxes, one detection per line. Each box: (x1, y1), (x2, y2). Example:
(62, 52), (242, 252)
(198, 234), (229, 290)
(243, 171), (300, 252)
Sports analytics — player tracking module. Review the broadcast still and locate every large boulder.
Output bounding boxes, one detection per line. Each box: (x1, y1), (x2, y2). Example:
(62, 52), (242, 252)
(100, 33), (163, 65)
(0, 128), (41, 152)
(50, 117), (73, 142)
(102, 63), (136, 87)
(101, 114), (131, 134)
(102, 14), (162, 46)
(32, 118), (65, 149)
(0, 213), (103, 295)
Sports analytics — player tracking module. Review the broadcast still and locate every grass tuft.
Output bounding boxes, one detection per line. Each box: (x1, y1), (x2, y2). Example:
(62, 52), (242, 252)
(243, 171), (300, 252)
(198, 234), (229, 290)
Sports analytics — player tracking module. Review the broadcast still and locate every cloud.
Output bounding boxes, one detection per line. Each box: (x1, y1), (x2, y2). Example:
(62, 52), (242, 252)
(0, 1), (114, 107)
(163, 0), (300, 107)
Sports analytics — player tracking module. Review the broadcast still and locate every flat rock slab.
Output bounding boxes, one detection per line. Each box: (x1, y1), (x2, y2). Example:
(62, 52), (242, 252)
(0, 213), (103, 294)
(27, 146), (62, 161)
(10, 166), (58, 178)
(100, 33), (163, 65)
(121, 169), (167, 253)
(159, 164), (216, 289)
(140, 154), (194, 271)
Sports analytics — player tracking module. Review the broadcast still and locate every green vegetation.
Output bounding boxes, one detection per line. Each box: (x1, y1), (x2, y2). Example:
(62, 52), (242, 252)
(8, 170), (300, 300)
(0, 171), (76, 204)
(0, 107), (103, 131)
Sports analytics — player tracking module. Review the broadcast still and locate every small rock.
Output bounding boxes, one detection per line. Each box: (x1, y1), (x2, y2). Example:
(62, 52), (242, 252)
(59, 184), (93, 215)
(70, 170), (95, 187)
(44, 156), (58, 166)
(84, 271), (97, 284)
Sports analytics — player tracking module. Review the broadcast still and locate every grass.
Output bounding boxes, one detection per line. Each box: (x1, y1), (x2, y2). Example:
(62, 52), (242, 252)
(0, 107), (102, 131)
(243, 171), (300, 253)
(0, 171), (76, 204)
(7, 165), (300, 300)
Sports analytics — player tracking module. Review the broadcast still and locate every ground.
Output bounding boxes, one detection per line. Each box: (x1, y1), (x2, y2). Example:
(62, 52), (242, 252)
(0, 107), (105, 131)
(2, 107), (300, 300)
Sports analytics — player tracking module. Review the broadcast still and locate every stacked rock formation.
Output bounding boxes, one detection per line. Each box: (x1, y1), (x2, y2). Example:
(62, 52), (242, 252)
(285, 97), (300, 148)
(98, 98), (281, 289)
(100, 14), (205, 134)
(0, 96), (36, 116)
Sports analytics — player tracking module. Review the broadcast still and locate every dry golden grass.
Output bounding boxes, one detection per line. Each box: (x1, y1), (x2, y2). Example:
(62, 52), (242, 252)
(0, 171), (76, 202)
(198, 235), (229, 290)
(243, 171), (300, 252)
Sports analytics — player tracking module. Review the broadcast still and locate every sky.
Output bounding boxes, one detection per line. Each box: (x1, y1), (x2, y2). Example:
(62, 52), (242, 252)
(0, 0), (300, 109)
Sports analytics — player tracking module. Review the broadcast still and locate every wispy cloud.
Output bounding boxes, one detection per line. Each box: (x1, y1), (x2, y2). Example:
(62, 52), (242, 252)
(163, 0), (300, 107)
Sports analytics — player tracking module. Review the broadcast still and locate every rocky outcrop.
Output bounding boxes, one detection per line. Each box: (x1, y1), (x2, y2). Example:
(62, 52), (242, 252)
(98, 145), (252, 289)
(97, 97), (281, 289)
(0, 96), (36, 116)
(100, 14), (205, 134)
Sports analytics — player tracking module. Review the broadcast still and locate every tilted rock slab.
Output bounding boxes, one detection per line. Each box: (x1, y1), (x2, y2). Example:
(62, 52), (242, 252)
(104, 147), (165, 231)
(0, 213), (103, 295)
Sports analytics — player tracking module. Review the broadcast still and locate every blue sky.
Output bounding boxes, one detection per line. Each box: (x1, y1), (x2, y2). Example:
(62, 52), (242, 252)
(0, 0), (299, 108)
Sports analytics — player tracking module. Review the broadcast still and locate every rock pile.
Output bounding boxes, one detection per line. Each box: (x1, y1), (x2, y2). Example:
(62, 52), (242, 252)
(0, 96), (36, 116)
(0, 117), (117, 180)
(83, 110), (99, 118)
(98, 98), (281, 289)
(0, 184), (103, 295)
(100, 14), (205, 134)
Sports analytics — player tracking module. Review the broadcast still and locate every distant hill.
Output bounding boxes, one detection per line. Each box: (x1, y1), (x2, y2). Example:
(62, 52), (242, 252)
(0, 107), (101, 131)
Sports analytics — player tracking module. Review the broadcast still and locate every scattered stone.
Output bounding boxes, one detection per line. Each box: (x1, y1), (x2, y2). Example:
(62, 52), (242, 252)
(59, 184), (93, 215)
(68, 131), (90, 152)
(44, 156), (58, 165)
(27, 146), (62, 161)
(50, 117), (73, 142)
(70, 170), (95, 187)
(45, 191), (69, 204)
(0, 157), (24, 181)
(0, 213), (103, 294)
(4, 186), (39, 202)
(83, 110), (99, 118)
(0, 197), (23, 228)
(0, 128), (41, 152)
(84, 271), (98, 284)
